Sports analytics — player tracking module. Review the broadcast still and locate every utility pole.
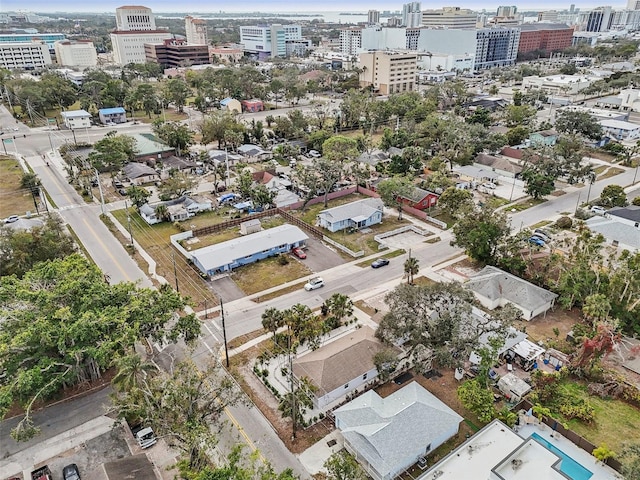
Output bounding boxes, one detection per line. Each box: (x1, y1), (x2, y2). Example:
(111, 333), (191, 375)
(95, 169), (105, 215)
(221, 297), (229, 367)
(171, 250), (180, 293)
(288, 334), (296, 440)
(26, 100), (34, 125)
(125, 200), (134, 246)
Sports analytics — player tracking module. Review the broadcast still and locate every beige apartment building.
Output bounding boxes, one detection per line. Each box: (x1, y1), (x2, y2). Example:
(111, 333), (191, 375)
(54, 40), (97, 67)
(359, 51), (417, 95)
(421, 6), (478, 29)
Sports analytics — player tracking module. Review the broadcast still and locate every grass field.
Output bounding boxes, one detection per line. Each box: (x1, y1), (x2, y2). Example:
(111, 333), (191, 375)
(231, 256), (312, 296)
(0, 156), (35, 218)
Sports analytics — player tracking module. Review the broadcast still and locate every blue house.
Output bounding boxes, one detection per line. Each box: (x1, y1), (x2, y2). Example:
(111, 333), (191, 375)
(98, 107), (127, 125)
(190, 224), (309, 276)
(317, 198), (384, 233)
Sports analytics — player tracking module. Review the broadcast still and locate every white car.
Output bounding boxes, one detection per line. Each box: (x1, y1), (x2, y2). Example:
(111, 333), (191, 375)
(590, 206), (606, 216)
(304, 277), (325, 291)
(308, 150), (321, 158)
(4, 215), (19, 223)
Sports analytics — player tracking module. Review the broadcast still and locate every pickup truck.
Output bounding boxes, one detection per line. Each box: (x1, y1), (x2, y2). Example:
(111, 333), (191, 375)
(31, 466), (53, 480)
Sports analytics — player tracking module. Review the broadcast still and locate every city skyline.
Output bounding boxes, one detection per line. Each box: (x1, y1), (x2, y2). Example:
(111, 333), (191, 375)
(0, 1), (633, 14)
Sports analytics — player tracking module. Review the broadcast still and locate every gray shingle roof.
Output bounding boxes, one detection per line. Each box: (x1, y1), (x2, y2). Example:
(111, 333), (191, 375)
(318, 198), (383, 224)
(608, 205), (640, 223)
(334, 382), (462, 480)
(466, 266), (557, 312)
(123, 162), (158, 179)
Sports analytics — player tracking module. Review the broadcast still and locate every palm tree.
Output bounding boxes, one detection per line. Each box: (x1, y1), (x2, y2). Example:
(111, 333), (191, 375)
(404, 255), (420, 285)
(323, 293), (354, 328)
(111, 354), (158, 393)
(155, 204), (169, 222)
(261, 307), (285, 341)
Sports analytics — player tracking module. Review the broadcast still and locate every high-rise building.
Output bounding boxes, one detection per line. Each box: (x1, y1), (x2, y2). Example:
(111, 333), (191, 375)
(185, 16), (208, 45)
(628, 0), (640, 10)
(358, 50), (417, 94)
(538, 11), (560, 22)
(53, 40), (97, 67)
(582, 6), (614, 32)
(368, 10), (380, 24)
(110, 6), (172, 65)
(0, 41), (52, 70)
(474, 27), (520, 70)
(340, 27), (362, 55)
(497, 6), (517, 17)
(421, 7), (478, 29)
(239, 25), (303, 59)
(402, 2), (422, 27)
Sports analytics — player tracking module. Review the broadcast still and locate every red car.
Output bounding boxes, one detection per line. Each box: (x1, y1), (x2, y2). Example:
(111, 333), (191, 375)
(292, 247), (307, 259)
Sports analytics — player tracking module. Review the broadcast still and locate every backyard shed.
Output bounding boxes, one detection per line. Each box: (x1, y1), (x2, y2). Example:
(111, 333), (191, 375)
(240, 219), (262, 235)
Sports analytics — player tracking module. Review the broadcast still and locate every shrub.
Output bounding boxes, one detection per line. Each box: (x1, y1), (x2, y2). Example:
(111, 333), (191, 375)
(559, 399), (595, 423)
(555, 216), (573, 229)
(278, 254), (289, 265)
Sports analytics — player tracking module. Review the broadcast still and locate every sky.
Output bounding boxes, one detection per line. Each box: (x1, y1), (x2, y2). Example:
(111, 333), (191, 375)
(1, 1), (632, 13)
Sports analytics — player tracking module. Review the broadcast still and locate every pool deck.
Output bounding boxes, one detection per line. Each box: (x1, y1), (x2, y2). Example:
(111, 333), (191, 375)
(516, 418), (622, 480)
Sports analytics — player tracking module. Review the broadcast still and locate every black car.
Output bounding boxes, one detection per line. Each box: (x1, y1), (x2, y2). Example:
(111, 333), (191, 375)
(62, 464), (80, 480)
(371, 258), (390, 268)
(118, 188), (127, 196)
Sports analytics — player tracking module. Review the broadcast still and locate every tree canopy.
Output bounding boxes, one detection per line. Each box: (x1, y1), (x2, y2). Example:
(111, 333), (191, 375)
(452, 205), (511, 264)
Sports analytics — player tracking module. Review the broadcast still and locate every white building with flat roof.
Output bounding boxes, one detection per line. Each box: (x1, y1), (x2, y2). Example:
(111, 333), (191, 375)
(0, 41), (51, 70)
(110, 5), (172, 65)
(60, 110), (92, 129)
(421, 7), (478, 29)
(54, 40), (97, 67)
(522, 74), (598, 95)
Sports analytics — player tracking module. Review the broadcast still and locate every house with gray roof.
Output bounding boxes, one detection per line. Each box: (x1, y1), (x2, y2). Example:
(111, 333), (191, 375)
(190, 224), (308, 276)
(466, 266), (557, 321)
(586, 206), (640, 251)
(208, 149), (242, 167)
(237, 144), (271, 162)
(334, 382), (463, 480)
(139, 196), (212, 224)
(122, 162), (160, 185)
(293, 326), (401, 409)
(474, 153), (522, 178)
(317, 198), (384, 233)
(356, 149), (389, 166)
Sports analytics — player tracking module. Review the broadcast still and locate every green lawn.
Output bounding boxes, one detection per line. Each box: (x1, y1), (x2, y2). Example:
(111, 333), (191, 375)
(0, 156), (37, 218)
(507, 198), (547, 212)
(231, 256), (312, 296)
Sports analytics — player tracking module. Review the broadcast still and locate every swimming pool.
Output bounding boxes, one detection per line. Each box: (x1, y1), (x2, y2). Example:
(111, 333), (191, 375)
(531, 432), (594, 480)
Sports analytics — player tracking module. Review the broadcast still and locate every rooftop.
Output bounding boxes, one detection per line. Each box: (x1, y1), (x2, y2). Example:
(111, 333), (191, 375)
(607, 205), (640, 223)
(61, 109), (91, 118)
(318, 198), (384, 224)
(599, 119), (640, 130)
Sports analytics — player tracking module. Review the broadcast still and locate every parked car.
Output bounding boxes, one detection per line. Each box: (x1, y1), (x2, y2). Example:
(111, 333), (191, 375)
(528, 236), (545, 247)
(534, 228), (552, 240)
(135, 426), (157, 449)
(532, 230), (551, 243)
(590, 205), (607, 215)
(481, 182), (497, 189)
(304, 277), (324, 291)
(308, 149), (321, 158)
(118, 188), (128, 196)
(292, 247), (306, 259)
(371, 258), (390, 268)
(62, 464), (81, 480)
(113, 179), (124, 188)
(4, 215), (19, 223)
(90, 179), (99, 187)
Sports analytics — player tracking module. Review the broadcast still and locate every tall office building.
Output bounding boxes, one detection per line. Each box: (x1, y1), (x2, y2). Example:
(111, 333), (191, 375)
(110, 6), (172, 65)
(358, 50), (417, 94)
(628, 0), (640, 10)
(185, 16), (208, 45)
(421, 7), (478, 29)
(475, 27), (520, 70)
(368, 10), (380, 24)
(402, 2), (422, 27)
(496, 6), (517, 17)
(582, 6), (614, 32)
(239, 24), (303, 59)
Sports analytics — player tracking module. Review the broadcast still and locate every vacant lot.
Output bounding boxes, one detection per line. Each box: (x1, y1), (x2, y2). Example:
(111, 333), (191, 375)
(0, 156), (34, 218)
(231, 255), (312, 296)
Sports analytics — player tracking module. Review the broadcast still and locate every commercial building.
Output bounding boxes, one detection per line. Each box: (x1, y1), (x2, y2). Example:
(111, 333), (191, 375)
(110, 6), (172, 65)
(239, 24), (303, 59)
(474, 27), (520, 70)
(359, 50), (417, 95)
(402, 2), (422, 27)
(209, 45), (243, 63)
(98, 107), (127, 125)
(497, 5), (518, 17)
(339, 27), (362, 55)
(53, 40), (97, 67)
(144, 39), (210, 68)
(185, 16), (208, 45)
(522, 74), (598, 95)
(421, 7), (478, 29)
(60, 110), (92, 130)
(0, 33), (65, 51)
(0, 41), (51, 70)
(368, 10), (380, 24)
(518, 23), (574, 55)
(599, 118), (640, 140)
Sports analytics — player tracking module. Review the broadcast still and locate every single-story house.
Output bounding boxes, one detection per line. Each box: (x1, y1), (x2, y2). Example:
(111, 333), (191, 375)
(241, 99), (264, 112)
(160, 155), (197, 172)
(599, 119), (640, 140)
(529, 130), (558, 147)
(474, 153), (522, 178)
(131, 133), (175, 161)
(465, 95), (508, 111)
(238, 144), (272, 162)
(317, 198), (384, 233)
(607, 205), (640, 227)
(400, 187), (439, 211)
(454, 165), (499, 183)
(497, 372), (531, 403)
(586, 206), (640, 250)
(293, 326), (401, 409)
(208, 149), (242, 167)
(122, 162), (160, 185)
(61, 110), (91, 130)
(220, 97), (242, 113)
(139, 196), (212, 224)
(334, 382), (463, 480)
(190, 224), (308, 276)
(466, 266), (558, 320)
(356, 149), (389, 166)
(98, 107), (127, 125)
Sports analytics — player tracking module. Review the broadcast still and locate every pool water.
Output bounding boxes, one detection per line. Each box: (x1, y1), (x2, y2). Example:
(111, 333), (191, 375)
(531, 432), (594, 480)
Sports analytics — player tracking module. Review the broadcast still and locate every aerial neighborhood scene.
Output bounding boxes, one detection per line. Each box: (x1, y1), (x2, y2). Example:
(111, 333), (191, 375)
(3, 1), (640, 480)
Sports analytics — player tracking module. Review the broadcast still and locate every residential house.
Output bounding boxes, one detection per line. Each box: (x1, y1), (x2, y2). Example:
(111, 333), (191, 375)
(400, 187), (439, 211)
(529, 130), (558, 147)
(220, 97), (242, 113)
(466, 266), (558, 320)
(474, 153), (522, 178)
(208, 149), (242, 167)
(238, 144), (272, 162)
(139, 195), (212, 225)
(98, 107), (127, 125)
(334, 382), (463, 480)
(356, 149), (389, 167)
(131, 133), (175, 161)
(60, 110), (91, 130)
(317, 198), (384, 233)
(599, 119), (640, 141)
(190, 224), (308, 276)
(454, 165), (499, 183)
(160, 155), (197, 173)
(122, 162), (160, 185)
(252, 170), (300, 208)
(586, 205), (640, 250)
(241, 99), (264, 112)
(292, 326), (401, 409)
(465, 95), (508, 111)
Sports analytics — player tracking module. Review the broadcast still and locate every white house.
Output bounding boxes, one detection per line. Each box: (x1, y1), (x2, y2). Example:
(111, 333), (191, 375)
(292, 326), (401, 409)
(60, 110), (92, 130)
(139, 195), (212, 225)
(466, 266), (558, 320)
(586, 205), (640, 251)
(334, 382), (463, 480)
(599, 119), (640, 140)
(317, 198), (384, 233)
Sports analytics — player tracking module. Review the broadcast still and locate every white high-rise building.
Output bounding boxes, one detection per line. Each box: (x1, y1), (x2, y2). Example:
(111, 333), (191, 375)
(54, 40), (97, 67)
(368, 10), (380, 24)
(110, 5), (172, 65)
(628, 0), (640, 10)
(239, 24), (303, 59)
(421, 7), (478, 29)
(185, 16), (208, 45)
(0, 41), (52, 70)
(340, 28), (362, 55)
(402, 2), (422, 27)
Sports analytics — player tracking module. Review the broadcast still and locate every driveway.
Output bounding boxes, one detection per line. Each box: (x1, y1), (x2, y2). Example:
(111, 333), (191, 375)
(300, 235), (345, 274)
